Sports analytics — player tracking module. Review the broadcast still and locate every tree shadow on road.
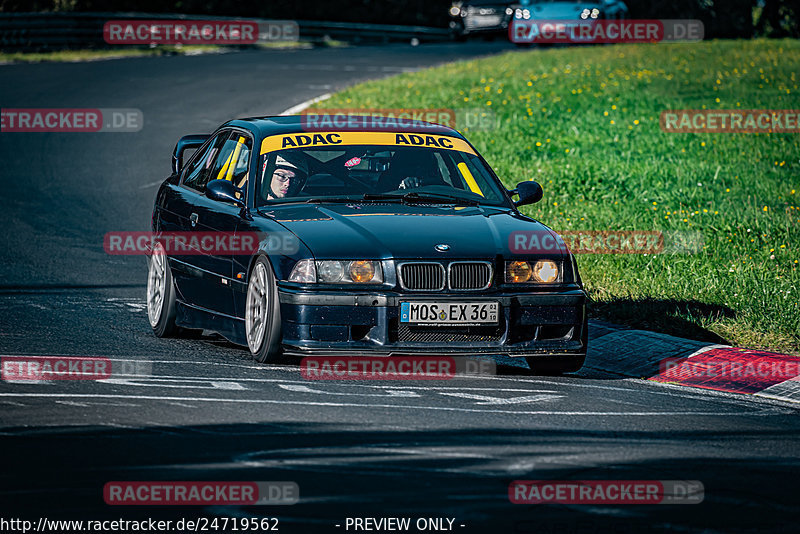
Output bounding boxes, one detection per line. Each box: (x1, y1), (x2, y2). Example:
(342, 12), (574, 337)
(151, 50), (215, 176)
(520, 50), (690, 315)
(589, 297), (736, 346)
(3, 422), (800, 533)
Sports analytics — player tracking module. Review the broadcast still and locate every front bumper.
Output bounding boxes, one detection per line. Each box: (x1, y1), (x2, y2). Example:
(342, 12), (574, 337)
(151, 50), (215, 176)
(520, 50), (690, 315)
(277, 287), (587, 358)
(451, 16), (511, 36)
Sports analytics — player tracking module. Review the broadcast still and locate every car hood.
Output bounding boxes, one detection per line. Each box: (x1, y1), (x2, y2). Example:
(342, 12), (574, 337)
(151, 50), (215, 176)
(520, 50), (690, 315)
(260, 203), (566, 260)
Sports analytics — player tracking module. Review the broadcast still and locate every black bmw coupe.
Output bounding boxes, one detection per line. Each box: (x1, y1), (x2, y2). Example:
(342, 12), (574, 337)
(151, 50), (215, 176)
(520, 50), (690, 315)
(147, 116), (587, 374)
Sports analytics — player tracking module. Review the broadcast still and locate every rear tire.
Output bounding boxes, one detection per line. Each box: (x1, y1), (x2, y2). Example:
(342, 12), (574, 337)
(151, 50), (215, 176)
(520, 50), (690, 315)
(147, 242), (178, 337)
(245, 257), (283, 364)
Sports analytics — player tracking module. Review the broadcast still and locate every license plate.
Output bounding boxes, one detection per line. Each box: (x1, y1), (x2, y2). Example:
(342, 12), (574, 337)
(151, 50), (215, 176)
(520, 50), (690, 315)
(472, 15), (501, 27)
(400, 302), (499, 325)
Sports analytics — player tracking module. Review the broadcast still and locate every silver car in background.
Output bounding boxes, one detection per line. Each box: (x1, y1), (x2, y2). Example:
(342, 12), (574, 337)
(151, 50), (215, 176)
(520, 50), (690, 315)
(449, 1), (515, 40)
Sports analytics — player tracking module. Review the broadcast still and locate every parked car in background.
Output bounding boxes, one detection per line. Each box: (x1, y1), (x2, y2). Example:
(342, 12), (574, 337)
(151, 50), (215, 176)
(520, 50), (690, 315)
(509, 0), (628, 45)
(510, 0), (628, 23)
(448, 1), (515, 40)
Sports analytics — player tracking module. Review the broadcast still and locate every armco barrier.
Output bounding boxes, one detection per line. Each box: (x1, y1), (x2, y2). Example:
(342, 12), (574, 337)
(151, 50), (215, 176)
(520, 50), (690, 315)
(0, 12), (449, 51)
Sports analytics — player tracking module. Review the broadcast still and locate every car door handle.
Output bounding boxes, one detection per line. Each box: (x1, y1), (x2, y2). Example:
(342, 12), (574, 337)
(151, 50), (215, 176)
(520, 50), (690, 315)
(190, 213), (199, 227)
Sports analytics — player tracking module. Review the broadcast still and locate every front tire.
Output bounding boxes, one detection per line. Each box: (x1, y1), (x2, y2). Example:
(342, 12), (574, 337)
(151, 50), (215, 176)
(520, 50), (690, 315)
(147, 242), (178, 337)
(245, 257), (282, 363)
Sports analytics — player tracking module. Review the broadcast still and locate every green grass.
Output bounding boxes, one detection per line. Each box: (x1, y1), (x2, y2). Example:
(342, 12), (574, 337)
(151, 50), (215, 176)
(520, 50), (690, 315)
(310, 39), (800, 354)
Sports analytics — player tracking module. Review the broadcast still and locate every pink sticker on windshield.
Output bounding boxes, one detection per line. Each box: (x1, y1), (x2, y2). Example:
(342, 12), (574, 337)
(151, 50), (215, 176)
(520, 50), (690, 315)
(344, 157), (361, 167)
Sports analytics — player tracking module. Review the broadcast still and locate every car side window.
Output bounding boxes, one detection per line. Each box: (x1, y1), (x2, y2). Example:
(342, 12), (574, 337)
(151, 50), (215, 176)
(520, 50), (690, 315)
(183, 131), (230, 191)
(205, 133), (253, 195)
(219, 134), (253, 195)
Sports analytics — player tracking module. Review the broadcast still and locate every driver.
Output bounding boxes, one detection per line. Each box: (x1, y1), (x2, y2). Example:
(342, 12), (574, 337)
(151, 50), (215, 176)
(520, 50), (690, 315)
(266, 154), (308, 200)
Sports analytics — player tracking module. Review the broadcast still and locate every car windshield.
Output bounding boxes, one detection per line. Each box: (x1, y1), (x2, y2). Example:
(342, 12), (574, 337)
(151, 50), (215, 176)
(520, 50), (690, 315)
(256, 143), (509, 207)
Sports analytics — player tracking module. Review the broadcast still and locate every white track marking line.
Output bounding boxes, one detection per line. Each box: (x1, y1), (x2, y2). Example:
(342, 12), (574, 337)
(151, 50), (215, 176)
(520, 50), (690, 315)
(0, 393), (771, 416)
(117, 375), (562, 393)
(138, 179), (165, 189)
(280, 93), (332, 115)
(210, 381), (247, 390)
(95, 372), (763, 405)
(2, 363), (779, 410)
(102, 378), (245, 390)
(3, 356), (784, 408)
(278, 384), (421, 397)
(685, 344), (732, 358)
(167, 402), (198, 408)
(438, 392), (564, 405)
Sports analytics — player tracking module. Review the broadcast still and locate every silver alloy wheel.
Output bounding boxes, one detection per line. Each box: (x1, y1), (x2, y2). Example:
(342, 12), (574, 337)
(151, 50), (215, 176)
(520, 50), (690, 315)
(146, 244), (167, 328)
(245, 262), (269, 353)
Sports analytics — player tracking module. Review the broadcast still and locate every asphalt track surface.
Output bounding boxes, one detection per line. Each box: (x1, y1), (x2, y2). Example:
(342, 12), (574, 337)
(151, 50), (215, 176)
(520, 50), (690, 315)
(0, 42), (798, 533)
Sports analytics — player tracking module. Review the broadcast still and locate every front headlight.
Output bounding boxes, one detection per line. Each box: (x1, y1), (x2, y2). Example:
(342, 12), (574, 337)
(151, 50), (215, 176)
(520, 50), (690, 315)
(505, 260), (560, 283)
(290, 260), (384, 284)
(506, 261), (532, 283)
(289, 259), (316, 283)
(317, 260), (345, 282)
(532, 260), (559, 283)
(322, 260), (382, 283)
(581, 8), (601, 20)
(349, 260), (377, 283)
(449, 6), (460, 16)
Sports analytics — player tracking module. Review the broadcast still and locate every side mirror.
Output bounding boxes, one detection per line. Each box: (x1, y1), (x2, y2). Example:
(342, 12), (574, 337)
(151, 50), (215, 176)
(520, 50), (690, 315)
(172, 134), (210, 174)
(511, 180), (543, 208)
(206, 179), (245, 208)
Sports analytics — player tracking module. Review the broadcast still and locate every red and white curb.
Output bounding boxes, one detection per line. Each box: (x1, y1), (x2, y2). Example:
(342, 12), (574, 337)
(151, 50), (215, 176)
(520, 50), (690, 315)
(583, 325), (800, 404)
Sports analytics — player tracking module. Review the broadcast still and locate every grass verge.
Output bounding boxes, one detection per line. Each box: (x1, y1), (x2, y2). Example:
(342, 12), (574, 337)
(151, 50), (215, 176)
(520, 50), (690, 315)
(310, 39), (800, 354)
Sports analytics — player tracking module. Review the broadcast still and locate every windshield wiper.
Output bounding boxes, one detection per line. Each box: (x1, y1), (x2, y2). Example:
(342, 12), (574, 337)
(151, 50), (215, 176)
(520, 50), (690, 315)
(362, 192), (481, 206)
(302, 197), (365, 204)
(293, 193), (480, 206)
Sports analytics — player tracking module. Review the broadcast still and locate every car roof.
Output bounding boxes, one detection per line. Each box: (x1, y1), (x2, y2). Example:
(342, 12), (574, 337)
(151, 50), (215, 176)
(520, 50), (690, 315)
(223, 115), (466, 140)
